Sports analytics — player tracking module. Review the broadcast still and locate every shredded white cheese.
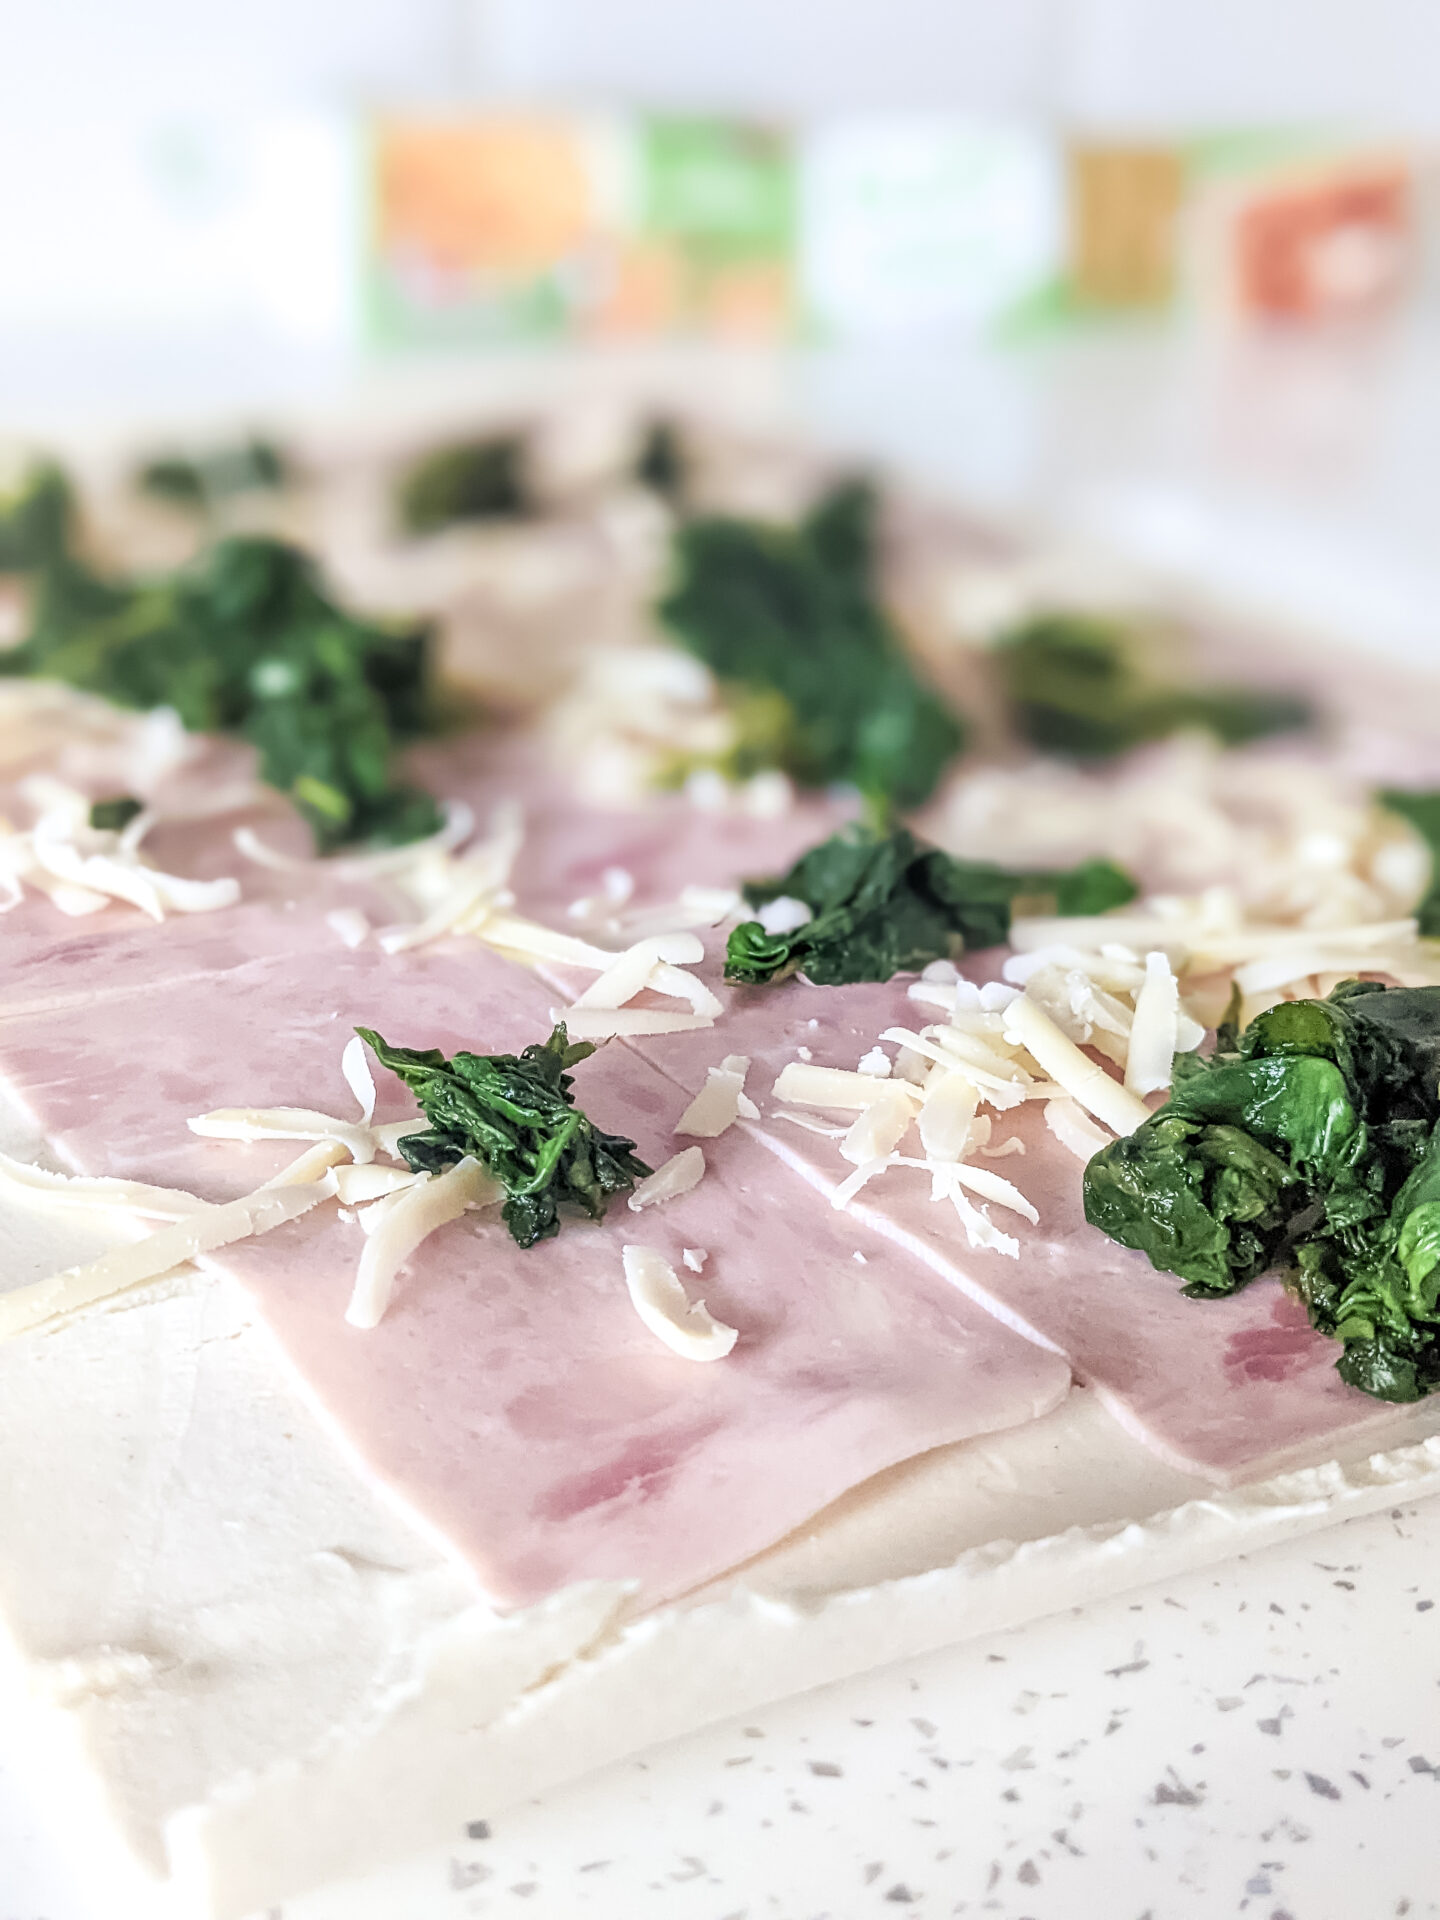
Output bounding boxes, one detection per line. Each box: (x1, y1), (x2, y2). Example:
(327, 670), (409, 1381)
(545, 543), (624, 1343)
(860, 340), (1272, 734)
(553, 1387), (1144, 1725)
(0, 1159), (342, 1342)
(916, 1071), (980, 1163)
(1, 779), (240, 922)
(675, 1056), (754, 1138)
(840, 1087), (915, 1167)
(345, 1157), (501, 1330)
(754, 894), (813, 937)
(620, 1244), (738, 1361)
(236, 799), (478, 879)
(936, 733), (1434, 938)
(326, 907), (371, 949)
(341, 1036), (377, 1125)
(1001, 995), (1151, 1137)
(1045, 1098), (1114, 1163)
(628, 1146), (706, 1211)
(559, 1007), (716, 1042)
(188, 1106), (379, 1166)
(1124, 951), (1181, 1097)
(0, 1150), (208, 1221)
(772, 1062), (921, 1113)
(549, 920), (722, 1024)
(331, 1163), (418, 1205)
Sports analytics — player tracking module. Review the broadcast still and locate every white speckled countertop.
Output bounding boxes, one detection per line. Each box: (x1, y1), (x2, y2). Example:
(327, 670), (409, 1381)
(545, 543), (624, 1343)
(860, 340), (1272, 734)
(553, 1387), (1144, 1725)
(5, 329), (1440, 1920)
(7, 1494), (1439, 1920)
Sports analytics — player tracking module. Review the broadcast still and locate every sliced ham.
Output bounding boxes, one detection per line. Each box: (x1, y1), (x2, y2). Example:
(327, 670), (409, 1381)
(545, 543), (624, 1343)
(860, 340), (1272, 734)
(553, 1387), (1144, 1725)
(424, 737), (842, 927)
(0, 927), (1069, 1609)
(521, 828), (1440, 1482)
(608, 965), (1427, 1484)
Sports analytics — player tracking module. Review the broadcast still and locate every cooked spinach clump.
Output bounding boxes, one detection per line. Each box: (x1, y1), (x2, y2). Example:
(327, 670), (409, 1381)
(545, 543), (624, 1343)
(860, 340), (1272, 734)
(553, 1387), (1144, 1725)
(136, 436), (287, 509)
(658, 478), (966, 813)
(633, 418), (689, 506)
(724, 823), (1137, 987)
(358, 1023), (651, 1249)
(1083, 979), (1440, 1401)
(0, 465), (441, 853)
(87, 795), (144, 832)
(396, 435), (532, 535)
(1377, 788), (1440, 936)
(995, 612), (1313, 759)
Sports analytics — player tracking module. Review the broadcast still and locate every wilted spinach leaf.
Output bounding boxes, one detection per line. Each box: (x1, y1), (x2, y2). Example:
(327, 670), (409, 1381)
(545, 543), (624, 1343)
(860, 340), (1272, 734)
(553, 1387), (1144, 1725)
(357, 1023), (651, 1249)
(634, 419), (688, 506)
(724, 822), (1138, 987)
(136, 437), (287, 510)
(396, 436), (532, 535)
(658, 478), (966, 814)
(1083, 978), (1440, 1401)
(0, 467), (442, 853)
(1377, 787), (1440, 936)
(88, 795), (143, 832)
(995, 612), (1313, 760)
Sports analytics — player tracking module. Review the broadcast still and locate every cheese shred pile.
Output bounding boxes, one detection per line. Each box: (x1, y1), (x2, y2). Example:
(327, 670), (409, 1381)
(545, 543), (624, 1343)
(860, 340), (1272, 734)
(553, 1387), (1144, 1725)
(0, 1038), (731, 1358)
(772, 946), (1206, 1258)
(252, 802), (729, 1039)
(0, 777), (240, 921)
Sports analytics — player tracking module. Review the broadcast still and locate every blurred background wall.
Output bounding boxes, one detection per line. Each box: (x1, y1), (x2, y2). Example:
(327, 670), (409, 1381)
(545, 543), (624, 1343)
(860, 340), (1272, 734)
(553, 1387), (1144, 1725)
(3, 0), (1438, 356)
(2, 0), (1438, 656)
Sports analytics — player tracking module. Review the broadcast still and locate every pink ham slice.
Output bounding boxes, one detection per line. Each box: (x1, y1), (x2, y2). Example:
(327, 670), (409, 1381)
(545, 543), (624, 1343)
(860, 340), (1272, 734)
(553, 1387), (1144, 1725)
(597, 963), (1427, 1484)
(0, 931), (1069, 1608)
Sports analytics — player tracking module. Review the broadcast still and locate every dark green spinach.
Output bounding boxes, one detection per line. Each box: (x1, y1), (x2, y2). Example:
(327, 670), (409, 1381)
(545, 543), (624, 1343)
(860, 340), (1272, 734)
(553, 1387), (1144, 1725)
(0, 467), (441, 852)
(658, 479), (966, 814)
(724, 823), (1138, 987)
(88, 795), (144, 832)
(1377, 788), (1440, 936)
(136, 437), (287, 510)
(396, 436), (532, 535)
(357, 1023), (651, 1250)
(996, 612), (1313, 759)
(1083, 979), (1440, 1401)
(634, 419), (688, 506)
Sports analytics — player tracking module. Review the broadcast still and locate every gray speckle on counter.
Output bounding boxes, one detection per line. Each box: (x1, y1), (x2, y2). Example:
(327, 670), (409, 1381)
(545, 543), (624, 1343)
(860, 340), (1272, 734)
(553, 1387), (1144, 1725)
(1304, 1771), (1342, 1799)
(447, 1858), (491, 1890)
(1151, 1771), (1204, 1807)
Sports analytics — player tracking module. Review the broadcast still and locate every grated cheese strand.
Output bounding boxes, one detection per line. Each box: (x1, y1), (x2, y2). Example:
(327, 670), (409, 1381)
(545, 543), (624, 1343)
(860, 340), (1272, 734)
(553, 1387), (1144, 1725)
(840, 1087), (915, 1167)
(559, 1007), (714, 1041)
(0, 1173), (338, 1342)
(332, 1163), (420, 1205)
(773, 1061), (923, 1114)
(620, 1244), (738, 1361)
(326, 907), (371, 949)
(341, 1035), (377, 1124)
(933, 1167), (1021, 1257)
(188, 1105), (378, 1166)
(1044, 1098), (1114, 1163)
(1002, 994), (1150, 1137)
(916, 1071), (980, 1163)
(628, 1146), (706, 1211)
(1124, 951), (1181, 1097)
(0, 1150), (208, 1221)
(345, 1157), (501, 1330)
(570, 932), (705, 1010)
(675, 1057), (753, 1139)
(831, 1155), (898, 1210)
